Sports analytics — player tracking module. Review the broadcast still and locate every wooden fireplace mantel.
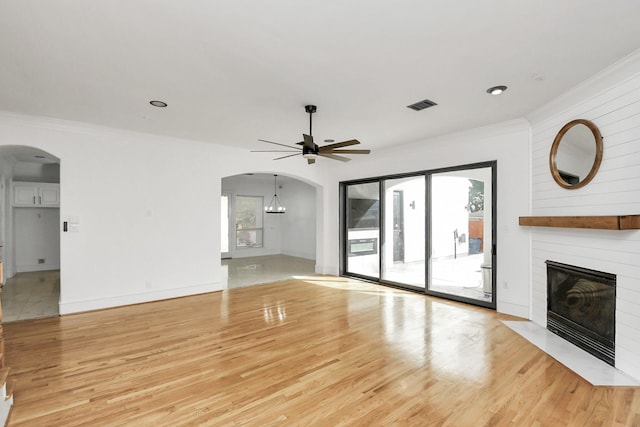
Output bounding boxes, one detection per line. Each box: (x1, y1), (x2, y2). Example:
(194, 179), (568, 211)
(518, 215), (640, 230)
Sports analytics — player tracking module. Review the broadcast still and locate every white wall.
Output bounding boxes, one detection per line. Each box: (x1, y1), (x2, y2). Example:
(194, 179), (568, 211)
(327, 119), (532, 318)
(13, 161), (60, 183)
(14, 207), (60, 272)
(0, 159), (11, 283)
(0, 111), (331, 314)
(279, 178), (316, 260)
(0, 109), (530, 320)
(526, 52), (640, 380)
(221, 174), (316, 260)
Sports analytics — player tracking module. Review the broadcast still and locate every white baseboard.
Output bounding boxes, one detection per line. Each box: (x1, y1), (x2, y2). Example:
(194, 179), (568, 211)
(231, 249), (280, 259)
(496, 300), (529, 318)
(16, 263), (60, 273)
(281, 250), (315, 260)
(0, 383), (12, 427)
(315, 264), (339, 275)
(59, 282), (223, 315)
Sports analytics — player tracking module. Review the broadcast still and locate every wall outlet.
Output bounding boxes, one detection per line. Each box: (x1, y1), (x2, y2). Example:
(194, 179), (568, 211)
(38, 258), (45, 264)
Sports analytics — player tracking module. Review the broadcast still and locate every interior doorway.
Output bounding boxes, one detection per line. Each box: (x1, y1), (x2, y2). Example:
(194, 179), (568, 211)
(0, 145), (61, 322)
(221, 173), (317, 288)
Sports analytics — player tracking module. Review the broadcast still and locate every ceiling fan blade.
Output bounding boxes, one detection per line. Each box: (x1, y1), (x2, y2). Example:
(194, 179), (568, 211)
(302, 134), (315, 150)
(258, 139), (302, 150)
(318, 139), (360, 151)
(273, 153), (301, 160)
(251, 150), (301, 153)
(318, 153), (351, 162)
(327, 149), (371, 154)
(307, 158), (316, 165)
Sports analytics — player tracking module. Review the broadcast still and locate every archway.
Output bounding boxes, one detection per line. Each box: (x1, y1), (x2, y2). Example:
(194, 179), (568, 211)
(221, 173), (318, 288)
(0, 145), (61, 321)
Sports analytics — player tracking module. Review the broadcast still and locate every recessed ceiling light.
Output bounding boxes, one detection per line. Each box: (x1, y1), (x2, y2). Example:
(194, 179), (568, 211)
(324, 139), (335, 143)
(486, 85), (507, 95)
(149, 100), (168, 108)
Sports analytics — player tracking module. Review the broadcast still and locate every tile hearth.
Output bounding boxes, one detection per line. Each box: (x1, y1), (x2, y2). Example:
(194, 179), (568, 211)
(504, 320), (639, 386)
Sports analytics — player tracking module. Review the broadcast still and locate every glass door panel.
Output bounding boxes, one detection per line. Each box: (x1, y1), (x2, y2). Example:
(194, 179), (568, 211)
(428, 166), (494, 306)
(345, 182), (380, 279)
(381, 176), (425, 288)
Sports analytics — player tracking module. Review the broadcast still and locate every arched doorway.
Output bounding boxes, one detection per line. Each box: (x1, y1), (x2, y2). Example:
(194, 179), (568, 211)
(221, 173), (317, 288)
(0, 145), (61, 322)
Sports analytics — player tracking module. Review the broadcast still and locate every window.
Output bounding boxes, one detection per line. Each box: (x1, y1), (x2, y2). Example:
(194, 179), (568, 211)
(235, 195), (263, 248)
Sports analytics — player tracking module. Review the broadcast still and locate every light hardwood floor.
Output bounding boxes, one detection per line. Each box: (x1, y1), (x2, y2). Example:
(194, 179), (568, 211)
(4, 276), (640, 426)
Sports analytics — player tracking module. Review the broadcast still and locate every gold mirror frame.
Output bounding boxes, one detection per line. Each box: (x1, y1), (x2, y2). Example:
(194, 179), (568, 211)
(549, 119), (603, 190)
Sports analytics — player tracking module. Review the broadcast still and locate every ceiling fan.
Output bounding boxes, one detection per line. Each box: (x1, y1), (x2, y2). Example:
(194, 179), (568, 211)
(252, 105), (370, 164)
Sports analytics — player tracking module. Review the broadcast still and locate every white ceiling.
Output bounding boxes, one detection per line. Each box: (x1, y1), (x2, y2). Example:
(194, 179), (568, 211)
(1, 1), (639, 153)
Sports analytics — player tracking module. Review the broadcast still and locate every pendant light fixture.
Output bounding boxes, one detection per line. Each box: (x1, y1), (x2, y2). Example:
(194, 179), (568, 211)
(265, 174), (286, 214)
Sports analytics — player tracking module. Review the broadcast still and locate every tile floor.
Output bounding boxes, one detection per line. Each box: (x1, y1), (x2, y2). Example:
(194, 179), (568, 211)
(1, 270), (60, 323)
(222, 254), (316, 289)
(361, 253), (492, 302)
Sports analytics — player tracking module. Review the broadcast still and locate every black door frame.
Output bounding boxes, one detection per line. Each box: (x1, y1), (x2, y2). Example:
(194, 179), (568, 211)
(425, 161), (497, 309)
(339, 161), (497, 310)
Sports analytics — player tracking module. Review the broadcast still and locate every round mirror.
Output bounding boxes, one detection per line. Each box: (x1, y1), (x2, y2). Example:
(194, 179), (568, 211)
(549, 119), (603, 189)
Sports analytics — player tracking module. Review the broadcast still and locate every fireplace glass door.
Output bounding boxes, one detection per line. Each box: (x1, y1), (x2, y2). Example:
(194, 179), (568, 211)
(546, 261), (616, 365)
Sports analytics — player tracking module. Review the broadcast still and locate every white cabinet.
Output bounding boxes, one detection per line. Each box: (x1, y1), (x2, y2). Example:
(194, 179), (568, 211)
(12, 182), (60, 207)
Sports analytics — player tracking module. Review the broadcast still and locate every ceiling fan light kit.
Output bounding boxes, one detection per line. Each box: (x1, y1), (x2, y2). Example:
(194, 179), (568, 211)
(253, 105), (370, 165)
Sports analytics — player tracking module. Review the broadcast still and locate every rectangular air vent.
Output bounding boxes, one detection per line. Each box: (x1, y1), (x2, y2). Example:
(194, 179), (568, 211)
(407, 99), (438, 111)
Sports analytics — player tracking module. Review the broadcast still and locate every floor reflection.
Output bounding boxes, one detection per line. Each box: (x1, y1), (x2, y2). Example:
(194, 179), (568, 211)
(262, 298), (288, 324)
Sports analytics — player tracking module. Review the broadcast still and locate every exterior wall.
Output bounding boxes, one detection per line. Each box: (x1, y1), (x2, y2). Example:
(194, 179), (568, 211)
(326, 119), (532, 318)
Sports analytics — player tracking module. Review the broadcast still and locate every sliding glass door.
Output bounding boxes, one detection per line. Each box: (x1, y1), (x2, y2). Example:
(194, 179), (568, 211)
(427, 164), (495, 307)
(381, 176), (425, 289)
(341, 162), (496, 309)
(344, 181), (380, 279)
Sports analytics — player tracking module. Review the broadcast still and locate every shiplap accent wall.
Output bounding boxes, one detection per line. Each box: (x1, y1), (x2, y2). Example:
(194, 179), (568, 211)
(529, 64), (640, 380)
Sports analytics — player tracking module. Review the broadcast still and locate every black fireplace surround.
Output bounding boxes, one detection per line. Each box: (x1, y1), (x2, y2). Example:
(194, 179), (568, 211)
(546, 261), (616, 366)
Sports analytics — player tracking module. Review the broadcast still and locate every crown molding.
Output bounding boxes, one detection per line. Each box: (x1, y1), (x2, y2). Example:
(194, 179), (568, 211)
(0, 109), (216, 149)
(525, 48), (640, 125)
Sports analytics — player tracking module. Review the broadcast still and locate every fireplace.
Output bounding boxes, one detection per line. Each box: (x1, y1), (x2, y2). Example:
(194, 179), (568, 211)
(546, 261), (616, 366)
